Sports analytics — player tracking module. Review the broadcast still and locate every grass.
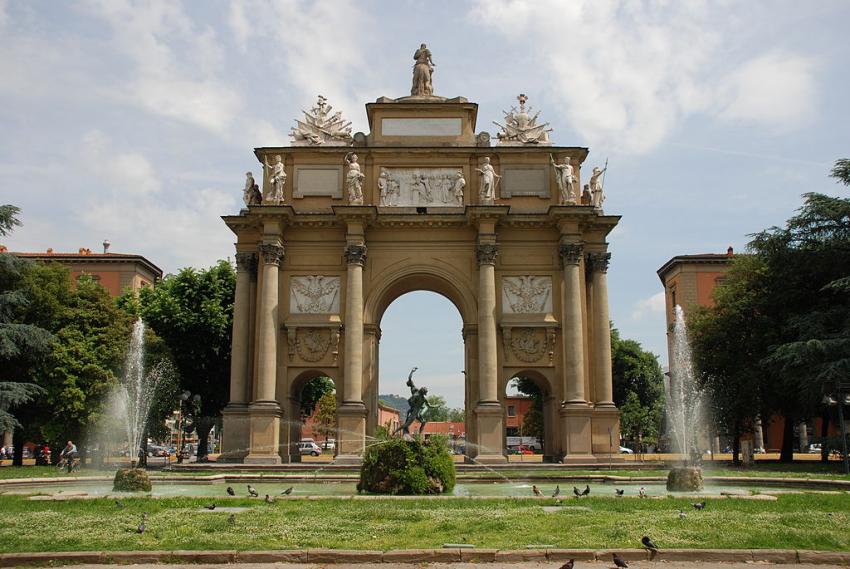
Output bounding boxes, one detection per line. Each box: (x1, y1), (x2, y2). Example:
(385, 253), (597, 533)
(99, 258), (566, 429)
(0, 493), (848, 553)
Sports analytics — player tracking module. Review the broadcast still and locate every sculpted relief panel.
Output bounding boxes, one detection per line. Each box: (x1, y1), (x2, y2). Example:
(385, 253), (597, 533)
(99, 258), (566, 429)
(501, 276), (553, 314)
(378, 168), (465, 207)
(290, 276), (341, 314)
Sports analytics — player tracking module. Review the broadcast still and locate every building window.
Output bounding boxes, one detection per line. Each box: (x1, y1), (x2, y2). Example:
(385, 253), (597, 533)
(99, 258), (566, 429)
(507, 405), (516, 417)
(669, 286), (677, 309)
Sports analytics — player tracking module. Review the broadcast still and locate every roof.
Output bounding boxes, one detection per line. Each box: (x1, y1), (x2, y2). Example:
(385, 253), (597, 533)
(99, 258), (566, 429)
(11, 251), (163, 279)
(656, 253), (734, 282)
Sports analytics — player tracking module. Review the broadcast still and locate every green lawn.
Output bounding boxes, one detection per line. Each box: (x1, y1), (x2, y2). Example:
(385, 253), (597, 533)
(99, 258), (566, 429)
(0, 493), (848, 553)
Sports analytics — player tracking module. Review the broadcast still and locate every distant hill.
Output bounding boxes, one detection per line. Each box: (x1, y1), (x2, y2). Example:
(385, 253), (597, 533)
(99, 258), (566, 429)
(378, 394), (408, 413)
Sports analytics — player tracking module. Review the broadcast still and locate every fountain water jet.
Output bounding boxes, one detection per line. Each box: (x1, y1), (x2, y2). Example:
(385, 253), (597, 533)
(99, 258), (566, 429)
(666, 305), (708, 491)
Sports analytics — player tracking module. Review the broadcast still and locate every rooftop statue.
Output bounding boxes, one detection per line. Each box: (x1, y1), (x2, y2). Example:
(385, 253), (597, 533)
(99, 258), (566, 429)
(242, 171), (262, 207)
(290, 95), (353, 146)
(494, 94), (553, 145)
(263, 155), (286, 205)
(590, 162), (608, 210)
(393, 367), (430, 436)
(410, 43), (435, 97)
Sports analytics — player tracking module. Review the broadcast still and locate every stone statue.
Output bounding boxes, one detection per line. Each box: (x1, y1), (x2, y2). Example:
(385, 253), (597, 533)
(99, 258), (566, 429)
(476, 157), (501, 204)
(291, 95), (353, 146)
(590, 165), (607, 209)
(410, 43), (435, 96)
(452, 170), (465, 206)
(393, 367), (430, 436)
(242, 171), (262, 207)
(581, 184), (592, 205)
(263, 155), (286, 205)
(494, 94), (553, 145)
(378, 169), (389, 207)
(344, 152), (365, 205)
(550, 155), (576, 205)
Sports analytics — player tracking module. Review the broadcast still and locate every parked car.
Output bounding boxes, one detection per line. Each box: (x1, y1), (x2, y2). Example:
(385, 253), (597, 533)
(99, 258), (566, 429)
(147, 445), (170, 457)
(508, 445), (534, 455)
(807, 443), (822, 454)
(619, 446), (634, 454)
(321, 439), (336, 450)
(298, 441), (321, 456)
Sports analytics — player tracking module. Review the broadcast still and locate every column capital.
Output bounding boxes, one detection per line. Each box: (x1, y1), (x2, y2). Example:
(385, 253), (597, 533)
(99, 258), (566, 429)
(344, 244), (368, 266)
(586, 251), (611, 273)
(234, 252), (258, 273)
(559, 243), (583, 266)
(476, 243), (499, 265)
(258, 243), (285, 266)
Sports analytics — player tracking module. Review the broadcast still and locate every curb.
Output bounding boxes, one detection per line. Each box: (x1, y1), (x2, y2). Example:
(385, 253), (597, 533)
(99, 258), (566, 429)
(1, 548), (849, 566)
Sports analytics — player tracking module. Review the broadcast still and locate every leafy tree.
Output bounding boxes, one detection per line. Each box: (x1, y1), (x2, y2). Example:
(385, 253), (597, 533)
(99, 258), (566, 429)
(426, 394), (449, 422)
(130, 261), (236, 461)
(611, 328), (664, 450)
(299, 376), (334, 418)
(510, 377), (545, 442)
(314, 390), (337, 447)
(0, 205), (22, 236)
(377, 393), (408, 414)
(447, 408), (465, 422)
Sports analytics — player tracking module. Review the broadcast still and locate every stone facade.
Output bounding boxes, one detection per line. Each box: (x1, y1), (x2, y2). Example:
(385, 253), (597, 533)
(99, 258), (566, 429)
(221, 91), (620, 464)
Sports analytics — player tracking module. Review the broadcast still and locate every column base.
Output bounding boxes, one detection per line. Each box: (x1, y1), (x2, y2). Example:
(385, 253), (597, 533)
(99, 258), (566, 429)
(219, 403), (250, 462)
(559, 404), (596, 462)
(336, 402), (367, 459)
(591, 404), (620, 456)
(244, 400), (282, 464)
(473, 402), (506, 463)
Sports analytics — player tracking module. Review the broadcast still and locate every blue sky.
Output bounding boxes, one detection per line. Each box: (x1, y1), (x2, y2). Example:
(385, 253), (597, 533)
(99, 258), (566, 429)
(2, 1), (848, 408)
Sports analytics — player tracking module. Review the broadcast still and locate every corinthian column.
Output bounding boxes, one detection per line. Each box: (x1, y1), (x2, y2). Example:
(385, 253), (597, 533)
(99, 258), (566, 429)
(588, 251), (614, 407)
(560, 243), (586, 405)
(245, 242), (284, 464)
(336, 243), (368, 462)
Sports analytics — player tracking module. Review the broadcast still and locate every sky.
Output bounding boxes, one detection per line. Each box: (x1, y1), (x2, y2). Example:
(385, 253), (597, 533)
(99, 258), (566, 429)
(1, 1), (849, 408)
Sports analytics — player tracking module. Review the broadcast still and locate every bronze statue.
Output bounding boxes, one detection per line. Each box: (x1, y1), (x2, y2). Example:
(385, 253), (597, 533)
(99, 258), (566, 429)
(393, 367), (430, 436)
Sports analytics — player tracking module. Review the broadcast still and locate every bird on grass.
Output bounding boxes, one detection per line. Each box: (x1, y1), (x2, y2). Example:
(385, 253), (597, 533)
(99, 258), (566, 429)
(281, 486), (293, 495)
(573, 486), (582, 498)
(532, 485), (543, 497)
(642, 535), (659, 559)
(205, 503), (216, 510)
(615, 488), (624, 497)
(115, 500), (126, 509)
(226, 486), (235, 496)
(227, 514), (236, 525)
(692, 501), (706, 510)
(559, 559), (574, 569)
(247, 484), (259, 497)
(552, 485), (561, 498)
(612, 552), (628, 568)
(678, 509), (687, 520)
(581, 484), (590, 497)
(136, 517), (146, 534)
(638, 487), (647, 498)
(264, 494), (275, 504)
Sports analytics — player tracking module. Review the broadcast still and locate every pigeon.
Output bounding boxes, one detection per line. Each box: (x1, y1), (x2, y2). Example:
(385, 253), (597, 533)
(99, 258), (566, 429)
(559, 560), (574, 569)
(281, 486), (293, 495)
(581, 484), (590, 496)
(678, 509), (687, 520)
(227, 514), (236, 524)
(573, 486), (582, 498)
(615, 488), (624, 497)
(226, 486), (235, 496)
(692, 501), (706, 510)
(612, 552), (628, 568)
(642, 535), (659, 552)
(205, 503), (216, 510)
(115, 500), (126, 509)
(552, 484), (561, 498)
(142, 512), (149, 520)
(638, 487), (647, 498)
(136, 519), (146, 534)
(264, 494), (274, 504)
(532, 485), (543, 497)
(247, 484), (258, 497)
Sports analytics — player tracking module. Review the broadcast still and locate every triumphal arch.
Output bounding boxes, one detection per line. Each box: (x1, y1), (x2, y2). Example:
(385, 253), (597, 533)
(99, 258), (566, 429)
(221, 50), (619, 464)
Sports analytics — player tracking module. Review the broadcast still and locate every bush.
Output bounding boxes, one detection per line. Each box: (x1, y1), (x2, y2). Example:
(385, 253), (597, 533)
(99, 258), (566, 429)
(666, 466), (704, 491)
(358, 435), (455, 495)
(113, 468), (152, 492)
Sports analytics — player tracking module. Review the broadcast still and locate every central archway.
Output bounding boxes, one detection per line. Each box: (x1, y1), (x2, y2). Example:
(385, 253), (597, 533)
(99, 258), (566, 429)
(363, 266), (479, 458)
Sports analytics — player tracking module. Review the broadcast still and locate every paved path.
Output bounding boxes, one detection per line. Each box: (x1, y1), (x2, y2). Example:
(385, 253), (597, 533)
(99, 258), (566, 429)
(56, 561), (847, 569)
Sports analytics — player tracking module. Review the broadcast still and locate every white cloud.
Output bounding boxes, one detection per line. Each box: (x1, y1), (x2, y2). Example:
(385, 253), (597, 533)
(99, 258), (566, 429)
(717, 52), (817, 130)
(0, 0), (7, 30)
(80, 131), (161, 196)
(631, 291), (665, 321)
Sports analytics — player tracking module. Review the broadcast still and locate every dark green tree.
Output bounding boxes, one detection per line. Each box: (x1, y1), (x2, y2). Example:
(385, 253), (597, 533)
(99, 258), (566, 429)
(299, 376), (334, 418)
(510, 377), (545, 442)
(0, 205), (22, 236)
(130, 261), (235, 461)
(425, 395), (449, 422)
(611, 328), (664, 450)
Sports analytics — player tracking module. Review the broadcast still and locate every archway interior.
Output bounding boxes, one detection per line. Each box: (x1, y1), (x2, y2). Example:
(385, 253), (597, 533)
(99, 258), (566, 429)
(505, 372), (548, 455)
(293, 373), (337, 453)
(378, 291), (465, 438)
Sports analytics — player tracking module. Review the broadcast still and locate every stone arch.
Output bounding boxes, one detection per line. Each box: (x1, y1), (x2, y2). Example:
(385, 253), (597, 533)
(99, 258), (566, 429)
(285, 369), (338, 462)
(503, 368), (560, 461)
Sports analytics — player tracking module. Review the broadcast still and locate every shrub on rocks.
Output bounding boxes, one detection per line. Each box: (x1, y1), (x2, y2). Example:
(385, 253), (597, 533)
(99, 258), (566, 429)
(358, 435), (455, 495)
(113, 468), (152, 492)
(666, 466), (704, 491)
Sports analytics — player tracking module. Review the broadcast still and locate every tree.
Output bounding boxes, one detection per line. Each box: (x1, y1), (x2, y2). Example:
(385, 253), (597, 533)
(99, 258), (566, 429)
(426, 395), (449, 422)
(511, 377), (545, 442)
(299, 376), (334, 418)
(314, 390), (337, 447)
(129, 261), (236, 461)
(447, 408), (465, 422)
(0, 205), (22, 236)
(610, 328), (664, 450)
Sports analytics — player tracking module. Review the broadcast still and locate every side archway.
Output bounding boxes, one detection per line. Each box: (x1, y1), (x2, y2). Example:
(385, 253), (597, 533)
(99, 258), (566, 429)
(503, 369), (560, 461)
(285, 369), (337, 463)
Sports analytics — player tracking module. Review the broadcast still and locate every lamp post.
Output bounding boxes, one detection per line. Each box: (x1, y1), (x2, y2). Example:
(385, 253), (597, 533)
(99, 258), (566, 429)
(822, 380), (850, 475)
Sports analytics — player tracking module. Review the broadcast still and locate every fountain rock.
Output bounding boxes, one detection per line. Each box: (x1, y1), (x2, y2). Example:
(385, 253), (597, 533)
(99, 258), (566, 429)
(358, 436), (455, 495)
(113, 468), (152, 492)
(666, 466), (704, 491)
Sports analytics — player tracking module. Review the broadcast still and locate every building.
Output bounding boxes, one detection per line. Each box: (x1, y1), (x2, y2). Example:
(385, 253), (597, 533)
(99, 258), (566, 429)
(221, 51), (620, 465)
(6, 245), (162, 296)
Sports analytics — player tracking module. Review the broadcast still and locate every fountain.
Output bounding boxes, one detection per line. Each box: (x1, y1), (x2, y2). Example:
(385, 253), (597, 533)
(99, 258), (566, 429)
(666, 305), (707, 491)
(111, 319), (168, 492)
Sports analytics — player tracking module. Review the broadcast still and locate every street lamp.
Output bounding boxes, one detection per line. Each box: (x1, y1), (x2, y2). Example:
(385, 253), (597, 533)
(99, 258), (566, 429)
(821, 381), (850, 475)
